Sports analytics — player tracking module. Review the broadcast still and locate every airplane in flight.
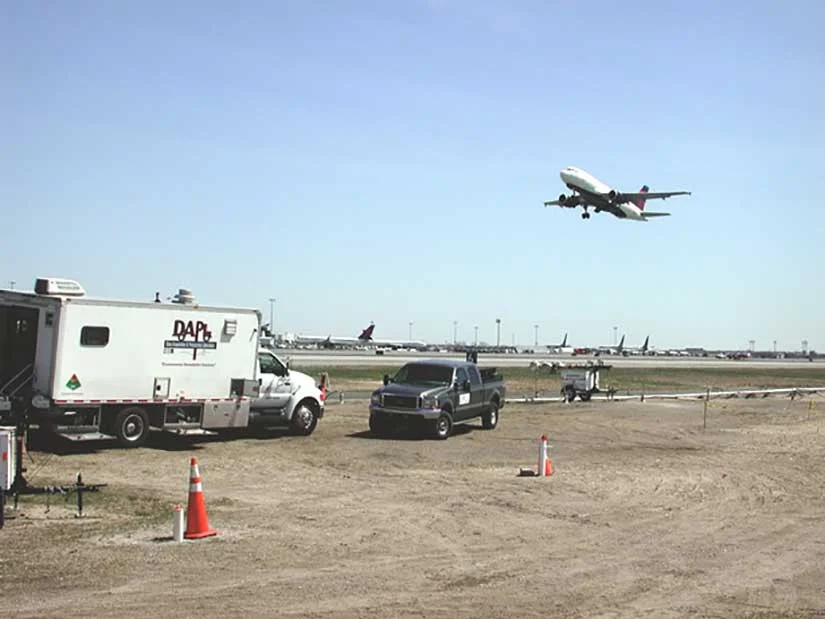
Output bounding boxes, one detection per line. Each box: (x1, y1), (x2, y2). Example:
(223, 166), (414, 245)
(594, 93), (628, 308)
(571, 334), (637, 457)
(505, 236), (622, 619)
(543, 166), (691, 221)
(293, 322), (428, 350)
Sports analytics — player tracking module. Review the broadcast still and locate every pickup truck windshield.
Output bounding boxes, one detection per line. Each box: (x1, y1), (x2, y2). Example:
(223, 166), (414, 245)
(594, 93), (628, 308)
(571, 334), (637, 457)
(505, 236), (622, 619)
(393, 364), (454, 386)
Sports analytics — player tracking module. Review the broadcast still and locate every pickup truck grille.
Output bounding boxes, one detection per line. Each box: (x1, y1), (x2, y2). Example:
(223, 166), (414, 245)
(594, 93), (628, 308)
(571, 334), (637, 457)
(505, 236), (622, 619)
(382, 395), (419, 409)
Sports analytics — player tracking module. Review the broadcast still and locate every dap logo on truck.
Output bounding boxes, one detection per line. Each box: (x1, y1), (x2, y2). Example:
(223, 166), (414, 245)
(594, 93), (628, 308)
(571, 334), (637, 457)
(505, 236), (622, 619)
(163, 320), (218, 360)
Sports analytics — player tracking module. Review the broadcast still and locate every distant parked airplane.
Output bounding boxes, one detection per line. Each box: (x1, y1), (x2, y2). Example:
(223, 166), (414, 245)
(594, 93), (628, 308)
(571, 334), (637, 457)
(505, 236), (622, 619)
(294, 322), (427, 350)
(543, 166), (691, 221)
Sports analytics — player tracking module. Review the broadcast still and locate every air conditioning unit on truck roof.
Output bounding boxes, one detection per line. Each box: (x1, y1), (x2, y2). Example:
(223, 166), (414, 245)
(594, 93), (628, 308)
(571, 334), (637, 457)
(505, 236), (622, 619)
(0, 277), (327, 447)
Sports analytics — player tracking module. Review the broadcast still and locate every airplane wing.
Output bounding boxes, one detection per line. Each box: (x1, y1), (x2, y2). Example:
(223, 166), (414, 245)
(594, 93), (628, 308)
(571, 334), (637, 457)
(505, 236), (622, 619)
(620, 191), (691, 202)
(640, 212), (671, 218)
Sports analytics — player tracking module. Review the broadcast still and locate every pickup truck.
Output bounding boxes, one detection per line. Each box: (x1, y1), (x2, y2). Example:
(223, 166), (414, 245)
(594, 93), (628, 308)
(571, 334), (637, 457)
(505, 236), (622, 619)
(368, 358), (506, 439)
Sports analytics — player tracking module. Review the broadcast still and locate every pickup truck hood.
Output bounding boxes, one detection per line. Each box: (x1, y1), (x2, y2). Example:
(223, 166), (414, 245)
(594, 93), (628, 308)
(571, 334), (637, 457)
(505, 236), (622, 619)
(379, 383), (449, 398)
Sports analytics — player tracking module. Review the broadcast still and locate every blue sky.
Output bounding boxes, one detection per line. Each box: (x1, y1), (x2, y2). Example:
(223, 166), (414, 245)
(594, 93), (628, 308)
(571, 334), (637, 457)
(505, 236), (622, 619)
(3, 0), (824, 351)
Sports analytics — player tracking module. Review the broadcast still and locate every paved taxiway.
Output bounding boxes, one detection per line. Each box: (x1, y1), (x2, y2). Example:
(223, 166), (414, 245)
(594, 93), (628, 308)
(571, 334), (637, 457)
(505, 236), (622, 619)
(278, 349), (819, 369)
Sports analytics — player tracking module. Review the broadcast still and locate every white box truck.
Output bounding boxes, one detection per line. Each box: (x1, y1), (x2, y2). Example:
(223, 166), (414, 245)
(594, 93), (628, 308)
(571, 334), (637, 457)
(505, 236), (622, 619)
(0, 278), (325, 447)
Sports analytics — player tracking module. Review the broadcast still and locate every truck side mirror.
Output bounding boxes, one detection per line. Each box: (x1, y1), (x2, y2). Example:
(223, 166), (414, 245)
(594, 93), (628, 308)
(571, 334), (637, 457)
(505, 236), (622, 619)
(383, 373), (390, 386)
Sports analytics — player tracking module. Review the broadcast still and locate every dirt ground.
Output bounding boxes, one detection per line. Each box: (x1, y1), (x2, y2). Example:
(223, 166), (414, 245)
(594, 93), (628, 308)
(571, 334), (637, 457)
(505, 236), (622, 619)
(3, 395), (825, 618)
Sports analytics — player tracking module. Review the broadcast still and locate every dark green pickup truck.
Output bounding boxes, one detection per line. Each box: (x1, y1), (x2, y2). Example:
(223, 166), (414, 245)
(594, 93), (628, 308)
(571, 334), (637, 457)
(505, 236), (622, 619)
(368, 357), (506, 439)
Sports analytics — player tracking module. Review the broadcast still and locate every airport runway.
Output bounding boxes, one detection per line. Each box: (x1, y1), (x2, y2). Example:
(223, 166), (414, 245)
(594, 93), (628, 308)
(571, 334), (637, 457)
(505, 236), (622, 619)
(278, 348), (821, 369)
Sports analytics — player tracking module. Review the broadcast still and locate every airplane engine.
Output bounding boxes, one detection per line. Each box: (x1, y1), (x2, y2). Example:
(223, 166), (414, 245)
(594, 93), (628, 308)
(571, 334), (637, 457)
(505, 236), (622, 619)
(608, 190), (617, 200)
(558, 193), (567, 205)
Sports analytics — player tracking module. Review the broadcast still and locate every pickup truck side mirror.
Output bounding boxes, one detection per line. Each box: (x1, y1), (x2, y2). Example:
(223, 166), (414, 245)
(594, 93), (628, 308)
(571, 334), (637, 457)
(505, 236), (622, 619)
(383, 373), (390, 386)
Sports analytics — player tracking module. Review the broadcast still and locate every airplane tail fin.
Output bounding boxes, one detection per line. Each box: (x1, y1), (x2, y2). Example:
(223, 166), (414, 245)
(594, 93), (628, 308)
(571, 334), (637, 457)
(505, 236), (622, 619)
(358, 323), (375, 341)
(632, 185), (649, 210)
(642, 335), (649, 352)
(561, 333), (567, 347)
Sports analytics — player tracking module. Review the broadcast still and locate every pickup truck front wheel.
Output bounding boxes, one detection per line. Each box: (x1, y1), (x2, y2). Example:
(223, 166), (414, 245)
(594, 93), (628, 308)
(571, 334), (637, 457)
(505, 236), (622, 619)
(432, 412), (452, 440)
(482, 400), (499, 430)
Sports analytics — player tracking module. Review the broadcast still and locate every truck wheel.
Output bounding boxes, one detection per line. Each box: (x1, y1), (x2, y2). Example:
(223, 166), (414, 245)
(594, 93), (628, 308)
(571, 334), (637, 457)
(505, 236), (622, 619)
(113, 407), (150, 448)
(290, 400), (319, 436)
(482, 400), (499, 430)
(369, 412), (391, 436)
(563, 386), (576, 402)
(432, 412), (452, 440)
(579, 391), (592, 402)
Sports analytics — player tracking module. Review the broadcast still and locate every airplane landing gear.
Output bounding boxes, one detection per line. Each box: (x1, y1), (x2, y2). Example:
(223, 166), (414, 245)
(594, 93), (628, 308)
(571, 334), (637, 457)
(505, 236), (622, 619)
(581, 209), (591, 219)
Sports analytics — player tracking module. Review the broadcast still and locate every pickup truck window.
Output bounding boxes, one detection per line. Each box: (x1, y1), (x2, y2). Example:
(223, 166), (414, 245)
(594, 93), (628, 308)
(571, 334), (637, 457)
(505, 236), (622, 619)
(393, 364), (454, 386)
(467, 365), (481, 386)
(456, 367), (469, 385)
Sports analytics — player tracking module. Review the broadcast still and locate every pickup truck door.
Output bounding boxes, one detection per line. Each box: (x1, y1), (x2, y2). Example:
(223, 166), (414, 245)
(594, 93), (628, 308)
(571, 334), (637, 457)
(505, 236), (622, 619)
(466, 365), (486, 417)
(453, 366), (476, 421)
(255, 351), (292, 411)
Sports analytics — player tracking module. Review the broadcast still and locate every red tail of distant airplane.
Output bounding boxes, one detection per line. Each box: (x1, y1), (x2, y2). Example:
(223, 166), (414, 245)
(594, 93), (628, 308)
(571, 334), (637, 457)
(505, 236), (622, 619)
(358, 323), (375, 341)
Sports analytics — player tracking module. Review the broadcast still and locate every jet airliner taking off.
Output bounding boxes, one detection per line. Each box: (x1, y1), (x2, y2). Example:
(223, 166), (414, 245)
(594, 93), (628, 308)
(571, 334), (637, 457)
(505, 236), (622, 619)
(544, 166), (691, 221)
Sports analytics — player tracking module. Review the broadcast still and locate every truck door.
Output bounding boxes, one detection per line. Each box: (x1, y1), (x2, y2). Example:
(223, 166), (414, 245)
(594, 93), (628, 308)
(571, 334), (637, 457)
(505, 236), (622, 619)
(466, 365), (485, 417)
(255, 351), (292, 412)
(453, 366), (475, 421)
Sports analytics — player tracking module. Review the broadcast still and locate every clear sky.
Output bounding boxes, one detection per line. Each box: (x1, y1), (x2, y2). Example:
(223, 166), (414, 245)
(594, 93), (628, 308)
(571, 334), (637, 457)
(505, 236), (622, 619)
(3, 0), (824, 351)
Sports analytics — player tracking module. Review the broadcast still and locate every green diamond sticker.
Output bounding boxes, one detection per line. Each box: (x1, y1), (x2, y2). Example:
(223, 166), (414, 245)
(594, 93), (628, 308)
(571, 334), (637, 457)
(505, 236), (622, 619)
(66, 374), (81, 390)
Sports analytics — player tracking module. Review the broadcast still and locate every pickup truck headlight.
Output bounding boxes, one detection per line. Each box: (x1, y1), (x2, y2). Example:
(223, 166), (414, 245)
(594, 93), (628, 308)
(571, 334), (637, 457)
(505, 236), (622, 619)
(370, 393), (382, 406)
(420, 396), (440, 410)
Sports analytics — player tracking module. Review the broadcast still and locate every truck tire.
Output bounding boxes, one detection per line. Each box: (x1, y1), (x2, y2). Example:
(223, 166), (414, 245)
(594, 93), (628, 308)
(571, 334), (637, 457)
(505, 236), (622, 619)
(290, 399), (319, 436)
(432, 412), (452, 440)
(113, 407), (150, 448)
(369, 411), (392, 436)
(579, 391), (592, 402)
(482, 400), (499, 430)
(563, 386), (576, 402)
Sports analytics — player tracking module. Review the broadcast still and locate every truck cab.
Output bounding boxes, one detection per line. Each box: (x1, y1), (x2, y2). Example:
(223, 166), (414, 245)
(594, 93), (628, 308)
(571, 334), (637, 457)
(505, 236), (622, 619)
(251, 348), (325, 435)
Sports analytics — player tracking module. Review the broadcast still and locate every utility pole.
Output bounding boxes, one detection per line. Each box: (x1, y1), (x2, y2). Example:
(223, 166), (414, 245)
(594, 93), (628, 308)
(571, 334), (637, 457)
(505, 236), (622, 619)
(534, 324), (539, 347)
(496, 318), (501, 348)
(453, 321), (458, 345)
(613, 326), (617, 346)
(773, 340), (777, 354)
(474, 325), (479, 346)
(268, 298), (276, 337)
(409, 321), (414, 340)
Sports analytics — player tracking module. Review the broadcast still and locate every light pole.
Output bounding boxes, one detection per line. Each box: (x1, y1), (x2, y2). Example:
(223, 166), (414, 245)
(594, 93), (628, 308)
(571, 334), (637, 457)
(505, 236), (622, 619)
(534, 324), (539, 347)
(268, 298), (276, 337)
(9, 281), (15, 290)
(453, 321), (458, 345)
(613, 326), (617, 346)
(409, 321), (414, 340)
(496, 318), (501, 348)
(474, 325), (479, 346)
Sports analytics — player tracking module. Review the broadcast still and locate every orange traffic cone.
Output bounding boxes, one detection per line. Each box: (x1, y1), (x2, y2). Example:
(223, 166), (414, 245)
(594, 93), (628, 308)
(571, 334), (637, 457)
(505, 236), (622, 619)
(544, 453), (553, 476)
(184, 457), (217, 539)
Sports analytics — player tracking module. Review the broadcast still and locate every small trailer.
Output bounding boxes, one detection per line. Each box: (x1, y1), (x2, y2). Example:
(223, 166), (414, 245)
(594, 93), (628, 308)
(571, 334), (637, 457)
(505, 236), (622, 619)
(0, 277), (325, 447)
(559, 363), (613, 402)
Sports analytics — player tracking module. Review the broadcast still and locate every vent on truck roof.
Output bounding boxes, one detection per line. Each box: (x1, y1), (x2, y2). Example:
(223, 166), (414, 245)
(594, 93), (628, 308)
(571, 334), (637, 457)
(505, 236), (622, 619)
(171, 288), (196, 304)
(34, 277), (86, 297)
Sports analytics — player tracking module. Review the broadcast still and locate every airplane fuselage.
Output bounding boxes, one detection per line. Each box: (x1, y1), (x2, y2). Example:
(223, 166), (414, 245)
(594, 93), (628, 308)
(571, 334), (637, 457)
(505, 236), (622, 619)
(560, 166), (646, 221)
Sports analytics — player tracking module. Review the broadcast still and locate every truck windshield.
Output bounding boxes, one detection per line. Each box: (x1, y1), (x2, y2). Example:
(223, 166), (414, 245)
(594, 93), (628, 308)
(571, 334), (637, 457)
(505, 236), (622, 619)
(393, 364), (453, 386)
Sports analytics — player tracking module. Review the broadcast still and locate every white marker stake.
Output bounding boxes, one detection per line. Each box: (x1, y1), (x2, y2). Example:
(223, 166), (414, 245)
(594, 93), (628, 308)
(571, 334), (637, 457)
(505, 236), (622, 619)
(538, 435), (548, 477)
(173, 504), (184, 542)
